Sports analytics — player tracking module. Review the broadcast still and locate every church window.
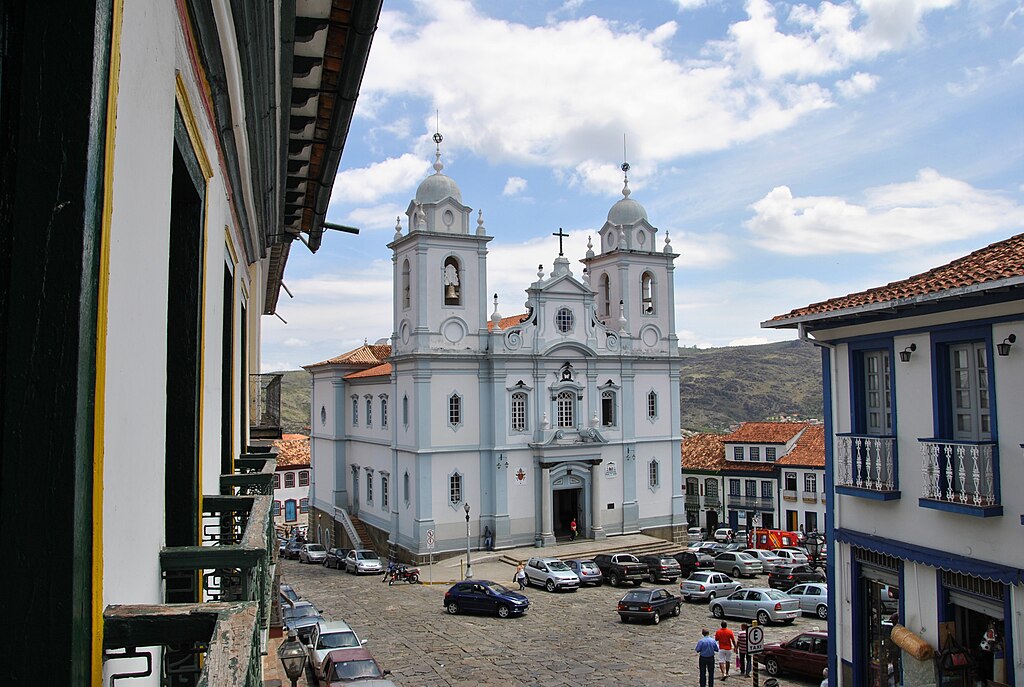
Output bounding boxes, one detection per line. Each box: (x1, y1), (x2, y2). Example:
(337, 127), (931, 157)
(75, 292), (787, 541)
(599, 273), (610, 318)
(641, 272), (655, 315)
(601, 390), (616, 427)
(403, 471), (410, 504)
(381, 474), (389, 510)
(443, 256), (461, 306)
(555, 307), (574, 333)
(366, 471), (373, 503)
(380, 395), (388, 428)
(285, 472), (295, 488)
(449, 472), (463, 506)
(511, 391), (528, 432)
(401, 259), (411, 309)
(448, 392), (462, 428)
(647, 391), (658, 420)
(351, 395), (358, 425)
(402, 394), (409, 427)
(365, 395), (372, 427)
(298, 470), (309, 487)
(556, 390), (575, 428)
(648, 459), (660, 489)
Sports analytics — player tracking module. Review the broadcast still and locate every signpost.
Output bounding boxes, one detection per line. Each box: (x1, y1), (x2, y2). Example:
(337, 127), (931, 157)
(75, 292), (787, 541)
(748, 624), (765, 687)
(426, 529), (435, 585)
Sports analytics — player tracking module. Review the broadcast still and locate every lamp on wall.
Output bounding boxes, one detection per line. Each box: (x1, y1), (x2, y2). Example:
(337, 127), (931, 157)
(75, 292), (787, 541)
(997, 334), (1016, 356)
(899, 343), (916, 363)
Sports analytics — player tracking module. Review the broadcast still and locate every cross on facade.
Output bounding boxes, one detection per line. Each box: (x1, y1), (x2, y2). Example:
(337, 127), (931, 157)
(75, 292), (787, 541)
(552, 227), (568, 256)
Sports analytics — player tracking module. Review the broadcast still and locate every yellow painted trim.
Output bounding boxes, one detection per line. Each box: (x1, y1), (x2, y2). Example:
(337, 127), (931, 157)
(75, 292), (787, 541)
(93, 0), (124, 682)
(224, 225), (238, 266)
(174, 72), (213, 181)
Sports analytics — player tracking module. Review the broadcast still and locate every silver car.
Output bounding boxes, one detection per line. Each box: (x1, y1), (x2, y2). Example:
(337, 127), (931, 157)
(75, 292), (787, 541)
(743, 548), (787, 574)
(299, 543), (327, 564)
(565, 559), (603, 586)
(344, 549), (383, 575)
(787, 582), (828, 619)
(307, 620), (367, 680)
(713, 551), (763, 578)
(772, 547), (809, 564)
(525, 557), (580, 592)
(710, 587), (800, 625)
(680, 571), (742, 602)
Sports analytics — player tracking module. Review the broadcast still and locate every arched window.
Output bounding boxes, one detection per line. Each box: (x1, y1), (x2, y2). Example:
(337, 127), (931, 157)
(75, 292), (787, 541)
(298, 470), (309, 487)
(380, 395), (388, 428)
(284, 472), (295, 488)
(511, 391), (528, 432)
(402, 394), (409, 426)
(647, 390), (658, 420)
(641, 271), (655, 315)
(403, 471), (410, 504)
(402, 259), (411, 309)
(443, 256), (461, 305)
(601, 389), (616, 427)
(599, 273), (610, 317)
(556, 390), (575, 428)
(381, 474), (389, 509)
(648, 459), (660, 489)
(448, 392), (462, 428)
(449, 472), (462, 505)
(685, 477), (699, 496)
(351, 395), (358, 425)
(705, 478), (719, 498)
(365, 395), (372, 427)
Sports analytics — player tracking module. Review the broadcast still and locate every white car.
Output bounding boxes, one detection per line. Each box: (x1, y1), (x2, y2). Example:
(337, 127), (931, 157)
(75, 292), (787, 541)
(687, 527), (704, 542)
(307, 620), (367, 680)
(787, 582), (828, 619)
(743, 549), (787, 574)
(344, 549), (383, 575)
(525, 557), (580, 592)
(772, 547), (809, 564)
(713, 527), (735, 542)
(299, 543), (327, 564)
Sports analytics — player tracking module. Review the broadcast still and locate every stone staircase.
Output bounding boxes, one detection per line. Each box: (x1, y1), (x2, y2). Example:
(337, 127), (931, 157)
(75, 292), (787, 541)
(496, 536), (682, 568)
(348, 514), (373, 549)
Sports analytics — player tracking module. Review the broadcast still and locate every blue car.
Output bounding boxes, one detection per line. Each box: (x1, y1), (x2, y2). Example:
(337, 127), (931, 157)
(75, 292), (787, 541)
(443, 580), (529, 619)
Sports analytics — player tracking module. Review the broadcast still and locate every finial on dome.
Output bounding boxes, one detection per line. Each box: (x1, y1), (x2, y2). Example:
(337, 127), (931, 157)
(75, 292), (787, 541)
(537, 264), (544, 280)
(663, 230), (672, 254)
(586, 235), (595, 258)
(394, 216), (402, 239)
(490, 293), (502, 328)
(432, 125), (444, 174)
(582, 266), (591, 285)
(476, 209), (485, 236)
(621, 133), (631, 198)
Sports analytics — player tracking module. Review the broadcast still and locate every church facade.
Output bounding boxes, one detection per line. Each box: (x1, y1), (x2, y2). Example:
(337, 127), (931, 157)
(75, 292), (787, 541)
(307, 146), (686, 560)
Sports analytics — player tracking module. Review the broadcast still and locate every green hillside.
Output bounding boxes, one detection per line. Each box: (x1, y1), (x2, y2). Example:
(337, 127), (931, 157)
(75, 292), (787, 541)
(271, 339), (823, 435)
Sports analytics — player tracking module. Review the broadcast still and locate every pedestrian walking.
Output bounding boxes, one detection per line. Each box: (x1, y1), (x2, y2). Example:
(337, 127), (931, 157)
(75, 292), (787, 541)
(570, 518), (577, 541)
(514, 562), (527, 590)
(715, 620), (736, 680)
(695, 627), (720, 687)
(736, 623), (751, 676)
(483, 526), (493, 551)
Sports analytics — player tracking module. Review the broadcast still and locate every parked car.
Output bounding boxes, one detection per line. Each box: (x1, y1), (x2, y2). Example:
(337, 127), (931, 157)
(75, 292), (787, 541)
(713, 527), (734, 542)
(768, 564), (825, 590)
(592, 553), (647, 587)
(733, 530), (748, 544)
(673, 550), (716, 577)
(697, 542), (727, 557)
(344, 549), (384, 575)
(743, 548), (787, 574)
(278, 538), (288, 556)
(616, 588), (681, 624)
(299, 543), (328, 564)
(443, 580), (529, 618)
(710, 587), (800, 625)
(319, 647), (396, 686)
(688, 540), (717, 551)
(754, 630), (829, 679)
(324, 547), (351, 569)
(280, 583), (300, 607)
(307, 620), (367, 680)
(687, 526), (704, 541)
(713, 551), (763, 578)
(524, 557), (580, 592)
(636, 554), (682, 583)
(283, 539), (304, 560)
(680, 571), (742, 602)
(772, 547), (809, 564)
(786, 583), (828, 619)
(723, 542), (748, 553)
(282, 600), (322, 641)
(565, 559), (603, 586)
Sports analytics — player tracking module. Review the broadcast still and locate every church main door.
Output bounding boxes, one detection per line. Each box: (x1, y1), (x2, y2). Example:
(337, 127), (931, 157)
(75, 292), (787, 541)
(553, 488), (583, 539)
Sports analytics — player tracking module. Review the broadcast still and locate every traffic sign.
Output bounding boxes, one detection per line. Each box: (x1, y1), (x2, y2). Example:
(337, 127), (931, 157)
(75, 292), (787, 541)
(426, 529), (435, 550)
(747, 625), (765, 653)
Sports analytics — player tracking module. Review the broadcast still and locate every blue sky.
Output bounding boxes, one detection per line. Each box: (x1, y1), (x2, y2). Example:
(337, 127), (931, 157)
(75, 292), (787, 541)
(262, 0), (1024, 372)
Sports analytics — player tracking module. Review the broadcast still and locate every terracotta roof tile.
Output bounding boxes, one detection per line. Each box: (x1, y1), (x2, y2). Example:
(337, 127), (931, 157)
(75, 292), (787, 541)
(306, 343), (391, 368)
(776, 425), (824, 467)
(345, 362), (392, 380)
(769, 233), (1024, 324)
(487, 313), (529, 331)
(723, 422), (808, 445)
(273, 436), (309, 468)
(681, 434), (727, 471)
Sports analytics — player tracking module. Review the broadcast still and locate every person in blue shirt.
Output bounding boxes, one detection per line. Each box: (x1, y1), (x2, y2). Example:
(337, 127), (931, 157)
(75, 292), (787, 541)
(695, 627), (720, 687)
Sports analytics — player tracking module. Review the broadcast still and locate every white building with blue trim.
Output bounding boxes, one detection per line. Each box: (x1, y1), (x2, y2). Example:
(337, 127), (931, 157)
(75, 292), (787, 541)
(307, 148), (686, 560)
(765, 233), (1024, 687)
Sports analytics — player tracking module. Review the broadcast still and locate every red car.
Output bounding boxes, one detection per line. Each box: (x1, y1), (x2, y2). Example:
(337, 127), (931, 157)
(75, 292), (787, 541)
(319, 647), (395, 685)
(755, 630), (829, 679)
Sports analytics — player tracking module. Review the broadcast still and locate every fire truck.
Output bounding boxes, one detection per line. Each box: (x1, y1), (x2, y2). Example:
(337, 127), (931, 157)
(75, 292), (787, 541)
(747, 528), (802, 550)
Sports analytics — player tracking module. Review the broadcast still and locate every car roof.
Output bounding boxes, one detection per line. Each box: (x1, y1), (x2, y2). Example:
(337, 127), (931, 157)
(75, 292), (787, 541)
(316, 620), (355, 633)
(532, 557), (563, 563)
(324, 647), (375, 662)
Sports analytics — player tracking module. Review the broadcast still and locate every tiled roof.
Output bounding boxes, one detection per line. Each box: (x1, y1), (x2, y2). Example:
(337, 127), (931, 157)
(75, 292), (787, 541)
(487, 313), (529, 331)
(681, 434), (727, 471)
(345, 363), (392, 380)
(776, 425), (824, 467)
(273, 435), (309, 468)
(723, 422), (808, 445)
(768, 232), (1024, 324)
(306, 343), (391, 368)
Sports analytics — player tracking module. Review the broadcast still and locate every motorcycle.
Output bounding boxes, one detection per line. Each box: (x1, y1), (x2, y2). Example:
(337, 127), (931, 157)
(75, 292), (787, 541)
(385, 562), (420, 585)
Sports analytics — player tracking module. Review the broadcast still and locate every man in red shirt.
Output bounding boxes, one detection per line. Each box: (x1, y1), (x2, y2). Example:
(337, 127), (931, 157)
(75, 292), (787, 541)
(715, 620), (736, 680)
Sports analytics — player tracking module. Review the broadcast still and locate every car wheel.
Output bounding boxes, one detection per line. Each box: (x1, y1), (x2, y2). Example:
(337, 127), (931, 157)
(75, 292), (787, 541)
(620, 614), (629, 623)
(764, 657), (780, 676)
(446, 602), (459, 615)
(409, 573), (419, 584)
(711, 604), (724, 619)
(683, 595), (691, 602)
(609, 573), (620, 587)
(673, 603), (681, 617)
(545, 579), (556, 593)
(652, 610), (661, 625)
(388, 576), (395, 586)
(733, 567), (741, 578)
(757, 610), (771, 625)
(497, 604), (511, 619)
(707, 592), (716, 602)
(817, 604), (828, 619)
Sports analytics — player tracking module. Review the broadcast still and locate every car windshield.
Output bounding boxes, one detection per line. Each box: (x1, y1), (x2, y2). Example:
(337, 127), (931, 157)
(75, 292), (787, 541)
(357, 551), (378, 560)
(690, 573), (710, 582)
(330, 659), (382, 681)
(286, 606), (318, 619)
(765, 590), (790, 600)
(737, 553), (756, 561)
(661, 559), (676, 565)
(307, 544), (325, 552)
(485, 582), (512, 594)
(621, 591), (649, 602)
(548, 561), (570, 571)
(319, 631), (359, 650)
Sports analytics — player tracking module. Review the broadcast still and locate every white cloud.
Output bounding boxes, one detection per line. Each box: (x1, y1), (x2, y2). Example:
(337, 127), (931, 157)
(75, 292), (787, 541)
(503, 176), (528, 196)
(728, 336), (771, 346)
(283, 338), (309, 348)
(341, 203), (408, 232)
(745, 169), (1024, 255)
(946, 66), (988, 96)
(673, 0), (709, 9)
(669, 231), (735, 269)
(330, 154), (429, 204)
(836, 71), (879, 98)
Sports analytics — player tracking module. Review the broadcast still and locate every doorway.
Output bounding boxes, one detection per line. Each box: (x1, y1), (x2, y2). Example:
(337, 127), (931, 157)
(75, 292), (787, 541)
(554, 488), (583, 539)
(706, 510), (719, 533)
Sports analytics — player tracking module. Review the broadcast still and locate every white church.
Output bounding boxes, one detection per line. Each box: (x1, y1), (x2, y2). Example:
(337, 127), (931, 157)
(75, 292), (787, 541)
(307, 139), (686, 560)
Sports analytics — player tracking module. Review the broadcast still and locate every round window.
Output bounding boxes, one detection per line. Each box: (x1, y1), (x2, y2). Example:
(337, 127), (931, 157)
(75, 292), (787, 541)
(442, 209), (455, 227)
(555, 307), (574, 333)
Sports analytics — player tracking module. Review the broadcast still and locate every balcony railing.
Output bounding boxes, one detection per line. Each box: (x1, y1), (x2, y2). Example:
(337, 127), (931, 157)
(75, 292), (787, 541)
(782, 489), (798, 502)
(801, 491), (818, 503)
(685, 493), (700, 506)
(250, 373), (282, 439)
(836, 434), (897, 492)
(704, 494), (721, 508)
(727, 494), (774, 511)
(920, 439), (998, 507)
(221, 452), (277, 496)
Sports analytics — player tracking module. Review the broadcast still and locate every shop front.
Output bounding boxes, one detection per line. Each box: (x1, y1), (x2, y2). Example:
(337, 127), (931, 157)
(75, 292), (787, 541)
(937, 571), (1010, 687)
(852, 547), (904, 687)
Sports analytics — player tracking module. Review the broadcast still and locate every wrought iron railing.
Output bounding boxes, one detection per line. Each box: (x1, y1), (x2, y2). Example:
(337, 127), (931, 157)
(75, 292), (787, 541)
(726, 494), (774, 511)
(221, 452), (277, 496)
(919, 439), (998, 507)
(836, 434), (897, 491)
(685, 493), (700, 506)
(249, 373), (282, 435)
(704, 494), (720, 508)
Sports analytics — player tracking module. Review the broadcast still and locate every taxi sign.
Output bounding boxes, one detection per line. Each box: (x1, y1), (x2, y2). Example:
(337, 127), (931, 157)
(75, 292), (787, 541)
(747, 625), (765, 653)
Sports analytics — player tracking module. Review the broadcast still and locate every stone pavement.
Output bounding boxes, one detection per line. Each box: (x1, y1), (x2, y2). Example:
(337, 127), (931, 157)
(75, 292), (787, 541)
(270, 537), (825, 687)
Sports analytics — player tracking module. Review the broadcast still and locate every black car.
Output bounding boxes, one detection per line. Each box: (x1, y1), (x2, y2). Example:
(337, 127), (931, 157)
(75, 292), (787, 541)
(768, 564), (826, 590)
(636, 554), (682, 583)
(673, 550), (716, 576)
(323, 547), (350, 569)
(279, 583), (300, 607)
(616, 588), (682, 624)
(282, 600), (322, 641)
(283, 539), (304, 560)
(443, 580), (530, 619)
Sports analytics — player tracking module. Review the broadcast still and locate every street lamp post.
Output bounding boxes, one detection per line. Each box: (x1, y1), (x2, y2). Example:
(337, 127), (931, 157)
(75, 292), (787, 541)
(805, 531), (826, 571)
(277, 629), (308, 687)
(464, 502), (473, 578)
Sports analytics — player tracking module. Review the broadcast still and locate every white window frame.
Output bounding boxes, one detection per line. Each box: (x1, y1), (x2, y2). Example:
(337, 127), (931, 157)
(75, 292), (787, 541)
(449, 471), (463, 507)
(365, 468), (374, 504)
(640, 271), (655, 315)
(750, 446), (760, 462)
(448, 392), (463, 429)
(600, 389), (617, 428)
(555, 307), (575, 334)
(365, 394), (372, 427)
(351, 395), (358, 426)
(804, 473), (817, 493)
(647, 390), (658, 421)
(381, 473), (389, 510)
(766, 447), (776, 462)
(401, 258), (411, 309)
(511, 391), (528, 432)
(733, 446), (744, 461)
(556, 390), (575, 428)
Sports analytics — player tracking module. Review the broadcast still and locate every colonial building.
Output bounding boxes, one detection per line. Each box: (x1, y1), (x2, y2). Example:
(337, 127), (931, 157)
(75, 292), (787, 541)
(308, 151), (687, 560)
(1, 1), (381, 683)
(274, 434), (312, 534)
(777, 424), (826, 534)
(765, 233), (1024, 687)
